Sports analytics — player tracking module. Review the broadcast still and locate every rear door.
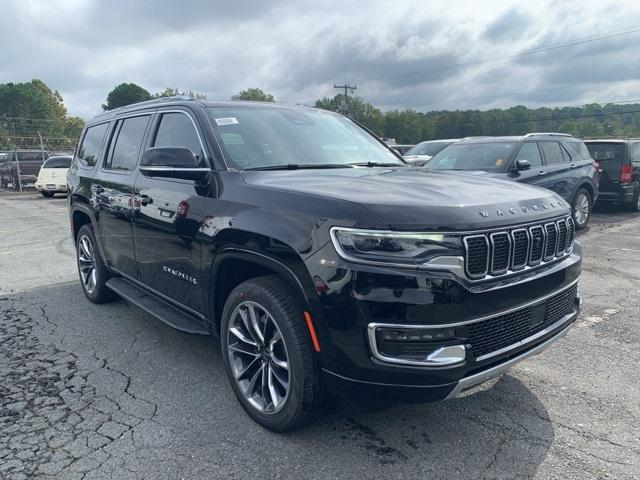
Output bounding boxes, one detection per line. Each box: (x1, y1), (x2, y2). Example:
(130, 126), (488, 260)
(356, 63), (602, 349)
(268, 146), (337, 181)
(92, 113), (153, 279)
(132, 109), (211, 314)
(535, 141), (574, 201)
(585, 142), (625, 195)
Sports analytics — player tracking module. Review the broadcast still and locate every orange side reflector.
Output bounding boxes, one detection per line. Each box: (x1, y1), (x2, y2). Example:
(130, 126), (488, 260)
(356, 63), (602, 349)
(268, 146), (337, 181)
(303, 311), (321, 352)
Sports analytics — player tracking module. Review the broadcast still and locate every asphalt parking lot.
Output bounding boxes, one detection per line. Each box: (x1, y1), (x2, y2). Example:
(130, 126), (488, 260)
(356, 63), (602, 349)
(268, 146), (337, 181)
(0, 191), (639, 480)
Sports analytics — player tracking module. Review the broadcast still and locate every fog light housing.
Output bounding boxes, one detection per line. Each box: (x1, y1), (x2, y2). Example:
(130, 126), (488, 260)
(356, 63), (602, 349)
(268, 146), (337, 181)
(368, 324), (465, 367)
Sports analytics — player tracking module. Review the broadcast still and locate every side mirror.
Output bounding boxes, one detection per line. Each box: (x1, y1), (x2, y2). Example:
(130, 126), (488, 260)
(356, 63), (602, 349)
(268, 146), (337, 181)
(139, 147), (210, 181)
(514, 159), (532, 171)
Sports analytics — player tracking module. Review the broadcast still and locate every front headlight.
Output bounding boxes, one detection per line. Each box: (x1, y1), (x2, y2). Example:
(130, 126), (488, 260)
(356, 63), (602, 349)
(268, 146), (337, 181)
(330, 227), (462, 266)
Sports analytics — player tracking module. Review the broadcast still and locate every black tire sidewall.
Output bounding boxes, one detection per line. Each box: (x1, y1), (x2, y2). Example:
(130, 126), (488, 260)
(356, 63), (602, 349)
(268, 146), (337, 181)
(76, 224), (115, 303)
(572, 189), (591, 229)
(220, 277), (320, 432)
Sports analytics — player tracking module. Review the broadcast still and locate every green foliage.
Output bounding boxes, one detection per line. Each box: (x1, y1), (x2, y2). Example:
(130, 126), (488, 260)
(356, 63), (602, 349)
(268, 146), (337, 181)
(102, 83), (152, 110)
(0, 79), (84, 149)
(153, 87), (207, 100)
(231, 88), (276, 102)
(315, 94), (384, 136)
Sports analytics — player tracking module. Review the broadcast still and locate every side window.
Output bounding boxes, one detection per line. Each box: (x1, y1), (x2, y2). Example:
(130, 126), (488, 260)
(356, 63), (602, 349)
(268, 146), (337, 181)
(104, 116), (150, 171)
(77, 123), (109, 167)
(515, 142), (542, 167)
(540, 142), (565, 165)
(564, 141), (591, 160)
(152, 112), (204, 163)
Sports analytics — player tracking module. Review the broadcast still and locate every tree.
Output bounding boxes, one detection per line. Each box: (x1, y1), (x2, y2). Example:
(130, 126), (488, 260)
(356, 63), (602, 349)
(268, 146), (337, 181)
(153, 87), (207, 100)
(0, 79), (69, 135)
(102, 83), (152, 110)
(231, 88), (275, 102)
(315, 94), (384, 136)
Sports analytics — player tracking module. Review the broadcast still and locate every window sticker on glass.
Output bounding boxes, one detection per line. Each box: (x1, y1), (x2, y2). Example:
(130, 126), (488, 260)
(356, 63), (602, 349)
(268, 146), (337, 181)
(495, 158), (504, 166)
(215, 117), (239, 126)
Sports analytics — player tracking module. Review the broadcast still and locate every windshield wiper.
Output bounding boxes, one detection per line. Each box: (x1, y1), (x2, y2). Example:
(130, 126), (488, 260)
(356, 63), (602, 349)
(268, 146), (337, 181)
(245, 163), (355, 171)
(349, 161), (406, 168)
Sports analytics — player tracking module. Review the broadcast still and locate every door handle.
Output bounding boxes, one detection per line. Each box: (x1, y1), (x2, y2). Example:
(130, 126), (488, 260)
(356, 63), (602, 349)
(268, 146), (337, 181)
(537, 171), (545, 175)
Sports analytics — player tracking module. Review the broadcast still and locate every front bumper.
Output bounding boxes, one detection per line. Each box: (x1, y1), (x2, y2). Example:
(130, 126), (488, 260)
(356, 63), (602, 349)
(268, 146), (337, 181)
(306, 240), (582, 402)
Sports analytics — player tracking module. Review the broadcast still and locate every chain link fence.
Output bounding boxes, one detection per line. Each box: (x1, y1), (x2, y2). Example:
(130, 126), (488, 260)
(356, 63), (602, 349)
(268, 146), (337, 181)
(0, 134), (79, 192)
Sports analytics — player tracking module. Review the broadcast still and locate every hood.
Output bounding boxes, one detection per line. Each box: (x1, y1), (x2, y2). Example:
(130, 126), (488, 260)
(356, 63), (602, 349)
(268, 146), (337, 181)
(242, 167), (569, 230)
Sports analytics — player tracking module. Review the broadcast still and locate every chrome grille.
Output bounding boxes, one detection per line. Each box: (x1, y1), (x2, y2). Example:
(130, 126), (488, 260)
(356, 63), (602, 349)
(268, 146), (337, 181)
(462, 216), (574, 280)
(463, 235), (489, 278)
(556, 219), (568, 255)
(529, 225), (545, 265)
(543, 223), (558, 261)
(489, 232), (510, 274)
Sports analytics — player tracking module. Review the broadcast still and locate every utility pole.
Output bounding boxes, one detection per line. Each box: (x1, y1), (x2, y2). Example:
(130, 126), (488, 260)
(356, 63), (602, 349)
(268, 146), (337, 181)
(333, 83), (357, 115)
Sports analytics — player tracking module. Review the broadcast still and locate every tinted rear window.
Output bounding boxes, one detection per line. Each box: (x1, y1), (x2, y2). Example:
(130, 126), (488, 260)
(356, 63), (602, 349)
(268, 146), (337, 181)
(406, 142), (450, 156)
(564, 141), (591, 160)
(586, 143), (625, 176)
(43, 157), (72, 168)
(78, 123), (109, 167)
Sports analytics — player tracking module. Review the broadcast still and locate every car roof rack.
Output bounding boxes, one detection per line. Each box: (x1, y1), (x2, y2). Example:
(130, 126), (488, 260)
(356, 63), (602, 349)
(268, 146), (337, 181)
(523, 132), (573, 138)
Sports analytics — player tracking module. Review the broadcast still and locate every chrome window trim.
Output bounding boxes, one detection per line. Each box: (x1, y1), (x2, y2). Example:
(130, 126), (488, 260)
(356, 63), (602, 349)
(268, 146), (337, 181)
(489, 232), (511, 275)
(152, 109), (208, 161)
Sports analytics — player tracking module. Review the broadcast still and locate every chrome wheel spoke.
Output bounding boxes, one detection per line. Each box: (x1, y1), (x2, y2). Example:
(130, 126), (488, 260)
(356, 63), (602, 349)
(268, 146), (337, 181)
(77, 234), (97, 294)
(227, 300), (290, 415)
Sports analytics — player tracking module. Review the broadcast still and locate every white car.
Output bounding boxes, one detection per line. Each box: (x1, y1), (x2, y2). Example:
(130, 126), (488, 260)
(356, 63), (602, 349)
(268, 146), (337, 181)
(403, 139), (460, 166)
(35, 155), (72, 197)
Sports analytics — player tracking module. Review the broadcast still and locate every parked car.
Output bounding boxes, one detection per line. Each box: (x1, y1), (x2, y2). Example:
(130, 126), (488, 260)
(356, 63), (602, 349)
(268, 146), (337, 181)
(68, 98), (581, 431)
(424, 133), (599, 229)
(0, 149), (49, 190)
(388, 144), (415, 155)
(403, 139), (460, 166)
(584, 139), (640, 211)
(35, 155), (72, 197)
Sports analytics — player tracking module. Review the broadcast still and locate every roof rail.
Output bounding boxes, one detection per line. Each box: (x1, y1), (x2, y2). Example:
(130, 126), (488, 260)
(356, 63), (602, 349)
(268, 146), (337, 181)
(523, 132), (573, 138)
(91, 96), (199, 122)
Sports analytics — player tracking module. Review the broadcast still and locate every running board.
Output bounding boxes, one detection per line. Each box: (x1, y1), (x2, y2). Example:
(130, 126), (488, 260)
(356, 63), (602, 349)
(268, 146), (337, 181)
(106, 277), (210, 335)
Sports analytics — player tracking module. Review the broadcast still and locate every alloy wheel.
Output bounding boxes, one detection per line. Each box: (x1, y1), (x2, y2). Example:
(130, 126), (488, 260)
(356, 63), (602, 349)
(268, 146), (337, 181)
(77, 234), (97, 294)
(227, 301), (290, 414)
(574, 193), (590, 227)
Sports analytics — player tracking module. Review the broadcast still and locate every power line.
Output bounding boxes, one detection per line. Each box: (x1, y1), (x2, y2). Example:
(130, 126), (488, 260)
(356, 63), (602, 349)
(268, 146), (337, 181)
(356, 25), (640, 83)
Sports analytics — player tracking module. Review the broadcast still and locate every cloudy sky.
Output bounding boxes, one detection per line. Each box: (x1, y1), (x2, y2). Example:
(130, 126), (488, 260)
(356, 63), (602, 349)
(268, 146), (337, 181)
(1, 0), (640, 119)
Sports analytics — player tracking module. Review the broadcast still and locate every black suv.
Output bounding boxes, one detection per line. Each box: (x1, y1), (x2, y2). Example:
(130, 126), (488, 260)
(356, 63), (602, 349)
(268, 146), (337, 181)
(424, 134), (600, 229)
(68, 98), (581, 431)
(585, 139), (640, 211)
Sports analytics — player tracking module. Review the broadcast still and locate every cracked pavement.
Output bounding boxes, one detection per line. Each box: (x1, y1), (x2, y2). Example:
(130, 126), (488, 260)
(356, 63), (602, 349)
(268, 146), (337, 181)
(0, 192), (639, 479)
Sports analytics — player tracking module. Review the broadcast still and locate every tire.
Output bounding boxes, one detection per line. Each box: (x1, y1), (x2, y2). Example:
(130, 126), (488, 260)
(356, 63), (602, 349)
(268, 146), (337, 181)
(220, 275), (324, 432)
(76, 224), (117, 303)
(630, 190), (640, 213)
(41, 191), (54, 198)
(572, 188), (592, 230)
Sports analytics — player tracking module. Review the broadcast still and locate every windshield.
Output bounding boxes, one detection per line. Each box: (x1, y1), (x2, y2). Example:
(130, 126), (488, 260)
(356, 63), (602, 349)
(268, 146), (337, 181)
(207, 106), (404, 170)
(425, 142), (517, 172)
(406, 142), (450, 156)
(43, 156), (72, 168)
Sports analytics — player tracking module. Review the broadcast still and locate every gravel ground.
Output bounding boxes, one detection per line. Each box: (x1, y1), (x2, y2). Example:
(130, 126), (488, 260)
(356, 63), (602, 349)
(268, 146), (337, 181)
(0, 192), (639, 480)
